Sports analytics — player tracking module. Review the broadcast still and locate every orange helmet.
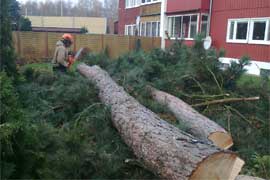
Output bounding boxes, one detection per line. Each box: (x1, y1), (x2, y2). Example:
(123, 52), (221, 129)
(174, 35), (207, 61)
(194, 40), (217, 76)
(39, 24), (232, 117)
(62, 33), (74, 43)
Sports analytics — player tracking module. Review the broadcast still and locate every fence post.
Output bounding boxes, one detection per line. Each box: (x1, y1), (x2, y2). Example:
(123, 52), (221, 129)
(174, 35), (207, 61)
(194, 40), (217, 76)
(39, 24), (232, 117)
(16, 31), (21, 56)
(45, 32), (48, 58)
(101, 34), (104, 51)
(73, 34), (77, 52)
(128, 35), (131, 51)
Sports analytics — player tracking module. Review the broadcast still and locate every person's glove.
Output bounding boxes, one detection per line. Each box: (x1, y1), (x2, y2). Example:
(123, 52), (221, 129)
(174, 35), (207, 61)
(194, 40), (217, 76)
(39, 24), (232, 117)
(67, 55), (75, 68)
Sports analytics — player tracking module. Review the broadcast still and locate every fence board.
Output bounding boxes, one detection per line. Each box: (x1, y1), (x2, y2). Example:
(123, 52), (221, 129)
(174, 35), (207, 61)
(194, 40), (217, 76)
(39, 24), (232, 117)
(12, 32), (161, 61)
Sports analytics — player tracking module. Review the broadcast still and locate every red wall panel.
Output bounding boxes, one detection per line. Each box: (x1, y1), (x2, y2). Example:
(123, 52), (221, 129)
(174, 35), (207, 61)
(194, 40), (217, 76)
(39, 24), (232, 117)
(167, 0), (210, 13)
(210, 0), (270, 62)
(118, 0), (140, 35)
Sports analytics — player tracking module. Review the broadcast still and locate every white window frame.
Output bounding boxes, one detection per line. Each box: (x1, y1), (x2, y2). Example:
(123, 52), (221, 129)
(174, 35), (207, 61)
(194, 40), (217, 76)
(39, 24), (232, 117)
(226, 18), (250, 44)
(141, 0), (160, 6)
(226, 17), (270, 45)
(125, 24), (137, 35)
(249, 18), (270, 45)
(125, 0), (141, 9)
(167, 13), (199, 40)
(140, 21), (160, 37)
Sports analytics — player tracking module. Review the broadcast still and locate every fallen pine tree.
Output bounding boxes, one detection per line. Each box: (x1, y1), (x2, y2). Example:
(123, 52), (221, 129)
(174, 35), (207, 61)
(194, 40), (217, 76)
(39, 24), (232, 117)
(148, 86), (233, 149)
(77, 63), (244, 180)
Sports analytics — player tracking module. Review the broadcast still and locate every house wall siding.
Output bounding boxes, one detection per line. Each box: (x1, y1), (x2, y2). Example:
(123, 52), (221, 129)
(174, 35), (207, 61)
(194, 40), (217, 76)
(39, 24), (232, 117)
(211, 0), (270, 62)
(167, 0), (210, 13)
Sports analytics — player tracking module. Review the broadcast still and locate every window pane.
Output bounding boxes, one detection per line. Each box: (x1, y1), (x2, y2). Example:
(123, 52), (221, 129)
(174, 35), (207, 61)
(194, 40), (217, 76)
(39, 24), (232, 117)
(168, 17), (174, 37)
(152, 22), (157, 37)
(182, 16), (190, 38)
(157, 22), (160, 36)
(146, 22), (151, 36)
(190, 23), (197, 38)
(236, 22), (248, 40)
(142, 0), (145, 3)
(191, 15), (197, 22)
(252, 21), (266, 40)
(190, 15), (197, 38)
(201, 15), (208, 38)
(201, 23), (208, 38)
(202, 15), (208, 21)
(141, 23), (145, 36)
(229, 21), (235, 40)
(174, 17), (182, 38)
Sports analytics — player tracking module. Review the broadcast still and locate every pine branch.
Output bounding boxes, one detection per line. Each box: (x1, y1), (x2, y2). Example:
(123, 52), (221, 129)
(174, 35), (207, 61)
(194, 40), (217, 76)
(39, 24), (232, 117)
(192, 97), (260, 107)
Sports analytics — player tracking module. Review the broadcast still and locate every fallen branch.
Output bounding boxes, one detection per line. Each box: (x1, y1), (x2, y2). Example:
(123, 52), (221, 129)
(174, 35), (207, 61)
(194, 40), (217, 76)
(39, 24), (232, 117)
(192, 97), (260, 107)
(77, 64), (244, 180)
(235, 175), (265, 180)
(148, 86), (233, 149)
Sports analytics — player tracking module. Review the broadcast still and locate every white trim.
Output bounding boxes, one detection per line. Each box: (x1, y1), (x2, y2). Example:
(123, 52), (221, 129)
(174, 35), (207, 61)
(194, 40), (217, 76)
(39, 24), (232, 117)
(140, 21), (160, 37)
(219, 57), (270, 75)
(226, 18), (250, 43)
(125, 24), (137, 35)
(167, 13), (199, 40)
(248, 18), (270, 45)
(160, 0), (167, 49)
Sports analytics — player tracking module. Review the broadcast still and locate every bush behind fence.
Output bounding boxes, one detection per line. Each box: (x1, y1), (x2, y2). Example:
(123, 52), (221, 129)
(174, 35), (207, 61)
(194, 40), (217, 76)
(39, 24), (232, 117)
(12, 31), (161, 62)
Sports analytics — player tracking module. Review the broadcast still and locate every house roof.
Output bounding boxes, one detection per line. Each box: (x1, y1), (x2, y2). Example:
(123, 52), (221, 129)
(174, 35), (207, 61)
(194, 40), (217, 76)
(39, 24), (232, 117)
(26, 16), (107, 34)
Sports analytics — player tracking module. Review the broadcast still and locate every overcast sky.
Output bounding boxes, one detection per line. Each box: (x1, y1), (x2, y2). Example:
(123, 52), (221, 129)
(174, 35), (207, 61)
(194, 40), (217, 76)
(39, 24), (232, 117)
(18, 0), (79, 3)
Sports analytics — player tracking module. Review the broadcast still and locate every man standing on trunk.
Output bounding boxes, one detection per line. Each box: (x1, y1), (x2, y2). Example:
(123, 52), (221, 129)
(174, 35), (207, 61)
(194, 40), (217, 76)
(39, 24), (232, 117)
(52, 34), (73, 73)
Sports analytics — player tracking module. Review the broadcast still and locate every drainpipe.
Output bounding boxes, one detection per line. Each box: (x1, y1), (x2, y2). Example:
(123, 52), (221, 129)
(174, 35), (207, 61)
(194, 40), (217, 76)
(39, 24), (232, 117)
(160, 0), (167, 49)
(207, 0), (213, 36)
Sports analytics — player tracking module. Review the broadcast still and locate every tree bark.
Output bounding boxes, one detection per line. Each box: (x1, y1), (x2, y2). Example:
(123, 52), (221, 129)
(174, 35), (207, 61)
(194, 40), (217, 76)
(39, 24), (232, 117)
(148, 86), (233, 149)
(77, 64), (244, 180)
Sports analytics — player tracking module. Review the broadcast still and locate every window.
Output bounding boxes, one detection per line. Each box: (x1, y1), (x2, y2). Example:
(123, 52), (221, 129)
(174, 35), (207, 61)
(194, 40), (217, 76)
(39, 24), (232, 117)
(140, 21), (160, 37)
(167, 14), (199, 39)
(227, 19), (249, 43)
(125, 24), (137, 35)
(249, 18), (270, 44)
(125, 0), (140, 8)
(227, 17), (270, 45)
(141, 0), (160, 5)
(201, 15), (209, 38)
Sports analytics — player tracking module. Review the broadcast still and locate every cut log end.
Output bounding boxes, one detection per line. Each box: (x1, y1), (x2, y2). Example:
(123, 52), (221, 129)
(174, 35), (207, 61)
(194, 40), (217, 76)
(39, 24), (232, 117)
(208, 132), (234, 149)
(190, 152), (245, 180)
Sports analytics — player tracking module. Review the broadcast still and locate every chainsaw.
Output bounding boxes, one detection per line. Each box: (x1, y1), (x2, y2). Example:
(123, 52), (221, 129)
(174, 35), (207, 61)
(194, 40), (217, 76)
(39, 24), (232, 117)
(67, 48), (85, 68)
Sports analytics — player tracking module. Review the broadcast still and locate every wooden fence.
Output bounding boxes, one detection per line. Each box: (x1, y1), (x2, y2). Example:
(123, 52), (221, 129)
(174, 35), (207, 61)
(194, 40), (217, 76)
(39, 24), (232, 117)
(12, 31), (161, 62)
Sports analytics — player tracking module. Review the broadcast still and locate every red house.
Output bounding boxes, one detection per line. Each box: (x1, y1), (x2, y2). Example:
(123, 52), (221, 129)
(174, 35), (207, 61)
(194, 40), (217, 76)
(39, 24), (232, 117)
(117, 0), (270, 75)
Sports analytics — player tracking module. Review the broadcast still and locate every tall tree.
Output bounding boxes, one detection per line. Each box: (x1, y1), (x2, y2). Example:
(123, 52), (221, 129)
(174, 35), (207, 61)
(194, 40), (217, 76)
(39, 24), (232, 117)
(0, 0), (17, 76)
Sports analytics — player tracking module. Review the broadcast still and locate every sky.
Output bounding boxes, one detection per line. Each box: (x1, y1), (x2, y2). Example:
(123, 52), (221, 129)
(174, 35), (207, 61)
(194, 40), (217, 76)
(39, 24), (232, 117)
(18, 0), (79, 3)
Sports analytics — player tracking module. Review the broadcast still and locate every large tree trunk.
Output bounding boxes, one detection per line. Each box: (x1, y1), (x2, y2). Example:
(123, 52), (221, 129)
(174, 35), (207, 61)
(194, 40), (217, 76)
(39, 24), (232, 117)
(77, 64), (244, 180)
(149, 86), (233, 149)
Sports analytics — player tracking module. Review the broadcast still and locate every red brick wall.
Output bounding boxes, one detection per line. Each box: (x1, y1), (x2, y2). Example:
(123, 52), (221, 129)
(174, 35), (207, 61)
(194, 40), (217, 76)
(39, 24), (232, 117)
(118, 0), (140, 35)
(210, 0), (270, 62)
